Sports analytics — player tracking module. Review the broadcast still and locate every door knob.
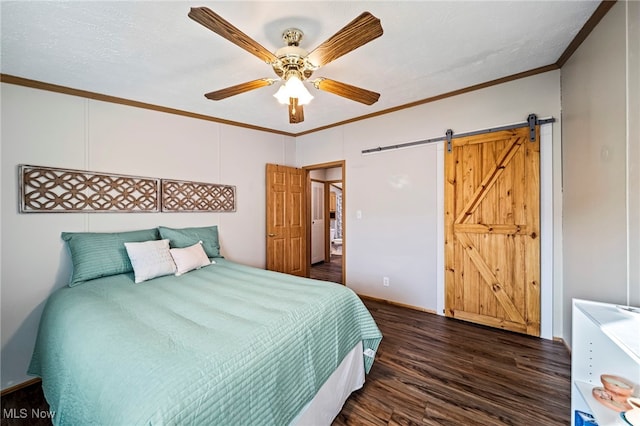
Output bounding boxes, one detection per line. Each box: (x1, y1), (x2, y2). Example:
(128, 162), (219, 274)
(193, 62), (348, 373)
(268, 233), (276, 237)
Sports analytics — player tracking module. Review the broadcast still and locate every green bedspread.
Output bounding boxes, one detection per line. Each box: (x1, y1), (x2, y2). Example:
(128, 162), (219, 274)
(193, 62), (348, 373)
(28, 259), (382, 425)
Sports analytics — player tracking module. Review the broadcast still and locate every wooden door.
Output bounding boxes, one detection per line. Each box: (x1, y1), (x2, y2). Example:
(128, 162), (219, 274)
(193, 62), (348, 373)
(444, 126), (540, 336)
(266, 164), (307, 277)
(310, 180), (325, 264)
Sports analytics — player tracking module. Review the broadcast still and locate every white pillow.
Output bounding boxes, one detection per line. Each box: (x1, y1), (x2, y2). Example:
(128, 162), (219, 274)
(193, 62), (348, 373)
(170, 241), (213, 276)
(124, 239), (177, 283)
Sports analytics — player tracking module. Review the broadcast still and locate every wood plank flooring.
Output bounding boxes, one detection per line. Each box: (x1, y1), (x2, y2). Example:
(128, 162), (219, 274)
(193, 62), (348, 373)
(310, 255), (343, 283)
(1, 295), (571, 426)
(1, 380), (50, 426)
(334, 298), (571, 426)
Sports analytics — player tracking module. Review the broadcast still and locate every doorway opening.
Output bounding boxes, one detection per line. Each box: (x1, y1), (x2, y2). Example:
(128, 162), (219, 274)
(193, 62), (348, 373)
(304, 161), (345, 284)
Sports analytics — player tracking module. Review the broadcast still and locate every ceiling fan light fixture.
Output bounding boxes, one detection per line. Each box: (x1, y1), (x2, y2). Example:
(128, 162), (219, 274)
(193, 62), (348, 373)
(273, 75), (314, 106)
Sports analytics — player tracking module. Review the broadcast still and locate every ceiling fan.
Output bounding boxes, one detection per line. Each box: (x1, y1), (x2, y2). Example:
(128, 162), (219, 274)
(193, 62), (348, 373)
(188, 7), (383, 124)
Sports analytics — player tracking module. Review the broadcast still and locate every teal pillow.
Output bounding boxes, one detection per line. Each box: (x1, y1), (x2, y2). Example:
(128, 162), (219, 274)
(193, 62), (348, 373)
(61, 228), (160, 286)
(158, 225), (220, 258)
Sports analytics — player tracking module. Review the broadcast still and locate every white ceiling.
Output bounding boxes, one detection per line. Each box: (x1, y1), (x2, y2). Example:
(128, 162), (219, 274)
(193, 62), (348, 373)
(1, 1), (601, 134)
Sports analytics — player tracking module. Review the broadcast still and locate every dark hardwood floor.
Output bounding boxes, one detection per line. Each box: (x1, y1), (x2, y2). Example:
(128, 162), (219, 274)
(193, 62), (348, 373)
(1, 296), (571, 426)
(310, 255), (343, 283)
(335, 298), (571, 426)
(1, 380), (50, 426)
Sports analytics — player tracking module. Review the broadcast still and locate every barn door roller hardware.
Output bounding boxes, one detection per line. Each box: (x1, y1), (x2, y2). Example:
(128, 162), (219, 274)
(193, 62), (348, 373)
(446, 129), (453, 153)
(361, 114), (555, 154)
(527, 114), (538, 142)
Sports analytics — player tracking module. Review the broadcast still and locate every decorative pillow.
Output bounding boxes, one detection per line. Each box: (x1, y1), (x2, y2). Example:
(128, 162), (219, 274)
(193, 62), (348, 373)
(158, 225), (221, 258)
(169, 241), (213, 276)
(124, 239), (177, 284)
(61, 228), (160, 286)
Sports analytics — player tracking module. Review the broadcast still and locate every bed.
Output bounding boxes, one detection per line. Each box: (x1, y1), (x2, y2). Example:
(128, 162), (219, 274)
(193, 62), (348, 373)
(28, 226), (382, 425)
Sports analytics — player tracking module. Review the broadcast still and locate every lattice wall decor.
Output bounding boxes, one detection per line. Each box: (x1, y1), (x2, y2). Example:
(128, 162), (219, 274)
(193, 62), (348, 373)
(161, 179), (236, 212)
(19, 165), (160, 213)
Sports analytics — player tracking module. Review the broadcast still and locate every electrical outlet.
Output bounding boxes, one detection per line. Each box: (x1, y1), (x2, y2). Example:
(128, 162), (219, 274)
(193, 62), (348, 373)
(383, 276), (390, 287)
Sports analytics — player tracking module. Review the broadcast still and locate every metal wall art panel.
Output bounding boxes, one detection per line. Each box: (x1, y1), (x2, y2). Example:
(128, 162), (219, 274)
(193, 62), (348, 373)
(19, 165), (160, 213)
(161, 179), (236, 212)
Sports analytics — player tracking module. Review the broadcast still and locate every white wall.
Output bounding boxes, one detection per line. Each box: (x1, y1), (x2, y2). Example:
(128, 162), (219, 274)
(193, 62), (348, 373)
(561, 1), (640, 346)
(297, 71), (563, 333)
(0, 83), (295, 389)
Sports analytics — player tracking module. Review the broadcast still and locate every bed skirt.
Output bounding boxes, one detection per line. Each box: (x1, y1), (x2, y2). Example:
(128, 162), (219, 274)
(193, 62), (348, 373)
(291, 341), (365, 425)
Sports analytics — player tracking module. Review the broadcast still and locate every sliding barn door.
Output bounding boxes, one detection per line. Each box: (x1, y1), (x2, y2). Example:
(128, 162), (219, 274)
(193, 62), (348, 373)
(266, 164), (307, 277)
(445, 126), (540, 336)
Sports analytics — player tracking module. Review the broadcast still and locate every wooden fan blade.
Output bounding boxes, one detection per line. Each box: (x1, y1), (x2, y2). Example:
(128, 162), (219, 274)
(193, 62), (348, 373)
(307, 12), (383, 68)
(188, 7), (277, 64)
(205, 79), (273, 100)
(289, 98), (305, 124)
(314, 78), (380, 105)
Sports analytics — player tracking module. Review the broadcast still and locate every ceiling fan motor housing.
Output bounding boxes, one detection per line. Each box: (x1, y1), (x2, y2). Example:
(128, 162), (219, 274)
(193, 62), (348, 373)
(272, 29), (316, 80)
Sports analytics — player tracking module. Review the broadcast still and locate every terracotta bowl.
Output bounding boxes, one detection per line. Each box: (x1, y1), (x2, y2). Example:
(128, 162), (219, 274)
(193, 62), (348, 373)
(601, 374), (635, 402)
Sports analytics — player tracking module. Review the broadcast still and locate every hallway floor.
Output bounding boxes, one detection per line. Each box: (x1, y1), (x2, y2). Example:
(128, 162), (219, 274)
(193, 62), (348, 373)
(310, 255), (342, 284)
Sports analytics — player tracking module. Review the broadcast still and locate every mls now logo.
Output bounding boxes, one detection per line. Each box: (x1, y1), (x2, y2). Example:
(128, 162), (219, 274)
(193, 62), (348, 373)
(3, 408), (55, 419)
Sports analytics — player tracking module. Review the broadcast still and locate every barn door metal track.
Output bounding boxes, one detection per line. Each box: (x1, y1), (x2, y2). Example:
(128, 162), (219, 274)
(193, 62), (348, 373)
(361, 114), (555, 154)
